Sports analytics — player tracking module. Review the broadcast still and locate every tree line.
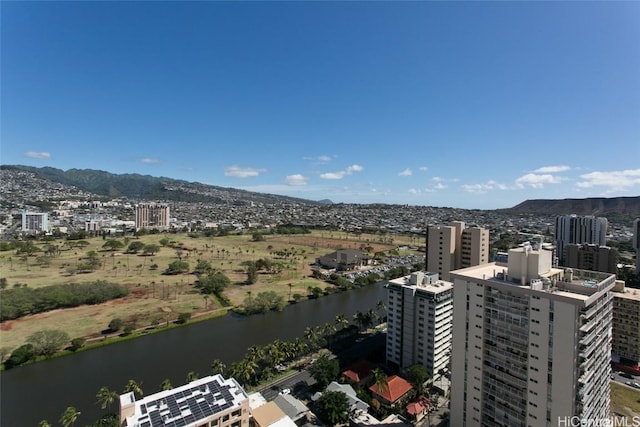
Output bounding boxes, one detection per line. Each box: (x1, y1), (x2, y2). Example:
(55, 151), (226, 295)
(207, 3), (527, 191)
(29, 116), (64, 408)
(0, 280), (129, 321)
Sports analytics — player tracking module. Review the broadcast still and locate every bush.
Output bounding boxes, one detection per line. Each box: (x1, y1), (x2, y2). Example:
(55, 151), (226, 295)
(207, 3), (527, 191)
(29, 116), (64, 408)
(70, 337), (86, 351)
(5, 344), (35, 369)
(108, 318), (123, 332)
(177, 312), (192, 324)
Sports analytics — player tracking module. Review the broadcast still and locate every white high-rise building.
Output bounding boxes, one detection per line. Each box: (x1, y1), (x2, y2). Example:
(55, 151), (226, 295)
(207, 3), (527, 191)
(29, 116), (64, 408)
(426, 221), (489, 281)
(450, 246), (615, 427)
(554, 214), (608, 267)
(386, 271), (453, 378)
(21, 210), (49, 233)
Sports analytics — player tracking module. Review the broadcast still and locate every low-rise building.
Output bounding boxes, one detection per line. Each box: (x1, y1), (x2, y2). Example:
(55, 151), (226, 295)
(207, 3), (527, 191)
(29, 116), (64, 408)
(119, 374), (250, 427)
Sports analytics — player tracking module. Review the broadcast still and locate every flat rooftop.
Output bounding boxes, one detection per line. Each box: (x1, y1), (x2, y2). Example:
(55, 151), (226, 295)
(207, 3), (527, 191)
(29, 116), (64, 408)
(451, 262), (616, 303)
(388, 273), (453, 294)
(122, 375), (247, 427)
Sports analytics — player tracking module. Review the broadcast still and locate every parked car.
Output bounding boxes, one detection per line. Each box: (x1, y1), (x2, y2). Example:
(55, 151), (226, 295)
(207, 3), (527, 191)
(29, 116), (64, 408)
(621, 372), (635, 379)
(626, 381), (640, 389)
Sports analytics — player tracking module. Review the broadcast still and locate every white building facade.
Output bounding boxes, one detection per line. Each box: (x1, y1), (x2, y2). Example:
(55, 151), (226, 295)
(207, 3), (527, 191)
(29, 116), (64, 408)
(21, 210), (49, 233)
(450, 246), (615, 427)
(386, 271), (453, 377)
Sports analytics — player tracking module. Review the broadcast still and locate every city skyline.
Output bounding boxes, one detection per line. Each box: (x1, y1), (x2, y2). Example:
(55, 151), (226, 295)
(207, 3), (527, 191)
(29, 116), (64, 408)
(2, 1), (639, 210)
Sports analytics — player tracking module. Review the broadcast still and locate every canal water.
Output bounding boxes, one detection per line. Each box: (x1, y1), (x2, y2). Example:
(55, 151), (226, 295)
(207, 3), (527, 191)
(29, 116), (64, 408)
(0, 283), (385, 426)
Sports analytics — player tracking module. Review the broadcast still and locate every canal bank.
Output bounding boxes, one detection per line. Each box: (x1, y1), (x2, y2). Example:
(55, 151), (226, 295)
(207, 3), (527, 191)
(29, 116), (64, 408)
(0, 283), (386, 426)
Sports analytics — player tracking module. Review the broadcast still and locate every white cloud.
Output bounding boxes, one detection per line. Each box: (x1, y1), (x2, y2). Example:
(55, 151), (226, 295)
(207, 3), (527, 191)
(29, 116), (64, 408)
(433, 182), (448, 190)
(576, 169), (640, 191)
(24, 151), (51, 159)
(532, 165), (571, 173)
(398, 168), (412, 177)
(285, 174), (308, 186)
(141, 157), (162, 164)
(515, 173), (567, 188)
(462, 180), (510, 194)
(224, 165), (267, 178)
(431, 176), (443, 182)
(320, 172), (345, 180)
(419, 166), (428, 172)
(408, 188), (419, 194)
(303, 154), (334, 163)
(320, 164), (364, 180)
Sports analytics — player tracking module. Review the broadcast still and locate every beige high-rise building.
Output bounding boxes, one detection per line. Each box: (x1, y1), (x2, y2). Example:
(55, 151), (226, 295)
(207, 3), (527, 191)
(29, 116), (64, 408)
(612, 281), (640, 366)
(135, 203), (170, 231)
(450, 246), (615, 427)
(426, 221), (489, 280)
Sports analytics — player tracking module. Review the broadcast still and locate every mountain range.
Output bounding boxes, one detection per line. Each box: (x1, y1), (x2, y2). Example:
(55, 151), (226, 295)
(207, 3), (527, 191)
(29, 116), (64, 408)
(2, 165), (639, 221)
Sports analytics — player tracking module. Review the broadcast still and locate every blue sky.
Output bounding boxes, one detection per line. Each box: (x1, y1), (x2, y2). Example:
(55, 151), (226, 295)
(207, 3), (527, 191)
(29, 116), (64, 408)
(2, 1), (639, 209)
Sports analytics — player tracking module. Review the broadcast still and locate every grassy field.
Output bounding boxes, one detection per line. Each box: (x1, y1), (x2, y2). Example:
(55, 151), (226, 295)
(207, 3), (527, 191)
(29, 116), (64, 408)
(0, 230), (416, 354)
(611, 382), (640, 417)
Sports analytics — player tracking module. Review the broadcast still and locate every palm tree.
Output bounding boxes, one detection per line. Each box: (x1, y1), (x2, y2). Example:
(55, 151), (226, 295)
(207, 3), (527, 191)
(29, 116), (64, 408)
(228, 358), (258, 387)
(372, 368), (389, 397)
(38, 420), (51, 427)
(96, 386), (118, 410)
(211, 359), (226, 376)
(59, 406), (81, 427)
(304, 326), (320, 349)
(124, 379), (143, 397)
(246, 345), (264, 362)
(161, 378), (173, 391)
(186, 371), (199, 382)
(335, 314), (349, 331)
(353, 311), (367, 332)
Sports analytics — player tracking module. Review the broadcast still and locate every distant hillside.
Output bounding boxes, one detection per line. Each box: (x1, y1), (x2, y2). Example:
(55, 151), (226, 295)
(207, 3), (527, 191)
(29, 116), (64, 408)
(0, 165), (320, 206)
(503, 197), (640, 224)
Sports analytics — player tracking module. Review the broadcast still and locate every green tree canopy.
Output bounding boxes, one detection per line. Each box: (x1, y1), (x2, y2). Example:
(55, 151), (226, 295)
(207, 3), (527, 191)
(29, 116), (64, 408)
(404, 364), (429, 395)
(143, 244), (160, 255)
(127, 241), (145, 253)
(27, 329), (70, 356)
(314, 390), (350, 426)
(165, 260), (190, 275)
(197, 272), (230, 295)
(102, 240), (124, 251)
(309, 354), (339, 388)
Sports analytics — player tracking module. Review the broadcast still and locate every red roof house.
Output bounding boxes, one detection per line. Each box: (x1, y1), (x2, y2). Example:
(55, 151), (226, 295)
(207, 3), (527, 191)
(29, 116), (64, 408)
(369, 375), (413, 405)
(341, 359), (376, 384)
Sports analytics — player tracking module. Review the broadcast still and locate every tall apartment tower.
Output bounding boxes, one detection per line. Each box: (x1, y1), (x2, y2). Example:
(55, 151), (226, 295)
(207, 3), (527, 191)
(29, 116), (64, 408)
(633, 218), (640, 273)
(450, 246), (615, 427)
(426, 221), (489, 281)
(21, 210), (49, 233)
(612, 281), (640, 367)
(135, 203), (170, 231)
(386, 271), (453, 377)
(554, 214), (608, 267)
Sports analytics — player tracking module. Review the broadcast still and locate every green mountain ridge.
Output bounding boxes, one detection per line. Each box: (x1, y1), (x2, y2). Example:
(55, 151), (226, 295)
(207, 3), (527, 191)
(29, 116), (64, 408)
(1, 165), (322, 206)
(2, 165), (638, 222)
